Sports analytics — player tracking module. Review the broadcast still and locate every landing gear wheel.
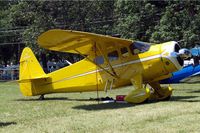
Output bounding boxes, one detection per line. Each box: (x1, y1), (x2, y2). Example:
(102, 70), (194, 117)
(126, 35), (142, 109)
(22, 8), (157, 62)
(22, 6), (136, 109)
(39, 94), (45, 100)
(160, 95), (171, 101)
(141, 98), (149, 104)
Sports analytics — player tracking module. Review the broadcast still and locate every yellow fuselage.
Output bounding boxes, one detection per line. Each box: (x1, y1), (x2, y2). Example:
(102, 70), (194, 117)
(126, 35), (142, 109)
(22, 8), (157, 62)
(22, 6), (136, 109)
(19, 41), (181, 96)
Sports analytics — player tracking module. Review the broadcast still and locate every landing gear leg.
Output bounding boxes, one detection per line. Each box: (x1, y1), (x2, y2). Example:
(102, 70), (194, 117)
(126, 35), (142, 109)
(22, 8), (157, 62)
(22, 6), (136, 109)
(124, 74), (150, 104)
(39, 94), (45, 100)
(149, 82), (172, 101)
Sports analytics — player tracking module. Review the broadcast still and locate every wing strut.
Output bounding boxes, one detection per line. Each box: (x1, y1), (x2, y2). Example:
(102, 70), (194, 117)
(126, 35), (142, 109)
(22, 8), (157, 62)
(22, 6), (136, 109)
(74, 49), (118, 79)
(95, 43), (118, 78)
(94, 44), (99, 103)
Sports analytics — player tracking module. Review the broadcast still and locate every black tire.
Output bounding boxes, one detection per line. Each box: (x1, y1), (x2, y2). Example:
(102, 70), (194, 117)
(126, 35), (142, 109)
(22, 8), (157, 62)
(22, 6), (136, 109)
(161, 95), (171, 101)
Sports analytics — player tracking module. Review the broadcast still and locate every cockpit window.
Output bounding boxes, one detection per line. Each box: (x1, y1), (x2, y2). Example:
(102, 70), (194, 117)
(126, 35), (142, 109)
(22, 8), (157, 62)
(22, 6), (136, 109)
(108, 51), (119, 61)
(129, 41), (150, 55)
(94, 56), (104, 64)
(120, 47), (129, 57)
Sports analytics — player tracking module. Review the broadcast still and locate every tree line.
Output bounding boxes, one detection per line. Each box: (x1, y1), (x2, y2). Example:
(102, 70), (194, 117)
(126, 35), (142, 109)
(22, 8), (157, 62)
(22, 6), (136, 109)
(1, 0), (200, 66)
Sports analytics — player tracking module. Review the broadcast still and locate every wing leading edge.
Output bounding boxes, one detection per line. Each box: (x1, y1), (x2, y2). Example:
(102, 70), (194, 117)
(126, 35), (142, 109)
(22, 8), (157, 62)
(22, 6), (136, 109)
(37, 29), (133, 55)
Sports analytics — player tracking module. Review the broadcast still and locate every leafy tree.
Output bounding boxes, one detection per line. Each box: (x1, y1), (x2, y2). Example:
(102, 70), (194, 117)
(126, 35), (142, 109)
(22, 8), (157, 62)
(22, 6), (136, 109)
(7, 1), (116, 63)
(150, 1), (200, 47)
(113, 0), (162, 41)
(2, 0), (200, 66)
(0, 1), (18, 66)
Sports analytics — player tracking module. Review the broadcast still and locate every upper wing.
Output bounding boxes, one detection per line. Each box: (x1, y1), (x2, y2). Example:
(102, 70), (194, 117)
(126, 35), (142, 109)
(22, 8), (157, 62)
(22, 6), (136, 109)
(37, 29), (133, 55)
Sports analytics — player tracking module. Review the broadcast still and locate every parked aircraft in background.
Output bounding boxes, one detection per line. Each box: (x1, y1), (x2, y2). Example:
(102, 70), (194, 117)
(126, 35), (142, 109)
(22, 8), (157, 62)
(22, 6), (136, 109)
(160, 47), (200, 84)
(18, 29), (191, 104)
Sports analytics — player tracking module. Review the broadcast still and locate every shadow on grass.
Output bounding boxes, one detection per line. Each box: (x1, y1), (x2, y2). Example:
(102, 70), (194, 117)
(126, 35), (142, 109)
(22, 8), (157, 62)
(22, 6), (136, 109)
(188, 90), (200, 93)
(15, 97), (98, 102)
(0, 122), (16, 127)
(73, 102), (134, 111)
(170, 95), (200, 102)
(15, 95), (200, 111)
(73, 95), (200, 111)
(183, 81), (200, 84)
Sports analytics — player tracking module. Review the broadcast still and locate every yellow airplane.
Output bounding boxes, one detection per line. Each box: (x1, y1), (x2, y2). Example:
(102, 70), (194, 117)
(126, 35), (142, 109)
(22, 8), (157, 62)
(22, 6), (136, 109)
(18, 29), (191, 103)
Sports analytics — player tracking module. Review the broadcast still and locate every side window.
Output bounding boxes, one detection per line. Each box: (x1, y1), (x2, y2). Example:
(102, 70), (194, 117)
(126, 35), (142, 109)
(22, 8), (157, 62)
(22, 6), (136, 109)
(120, 47), (129, 57)
(94, 56), (104, 65)
(129, 43), (140, 55)
(108, 51), (119, 61)
(129, 41), (150, 55)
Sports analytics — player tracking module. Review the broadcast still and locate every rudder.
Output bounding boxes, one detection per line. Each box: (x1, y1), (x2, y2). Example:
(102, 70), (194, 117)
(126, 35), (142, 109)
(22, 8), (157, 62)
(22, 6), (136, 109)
(18, 47), (48, 96)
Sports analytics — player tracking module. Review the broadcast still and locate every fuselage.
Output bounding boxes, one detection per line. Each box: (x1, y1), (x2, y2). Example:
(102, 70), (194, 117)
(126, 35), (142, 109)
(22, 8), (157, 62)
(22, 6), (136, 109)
(27, 41), (183, 96)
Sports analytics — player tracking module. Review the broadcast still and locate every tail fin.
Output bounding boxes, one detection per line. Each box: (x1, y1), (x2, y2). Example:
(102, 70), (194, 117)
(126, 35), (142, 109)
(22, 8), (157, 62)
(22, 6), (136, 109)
(19, 47), (47, 80)
(18, 47), (49, 96)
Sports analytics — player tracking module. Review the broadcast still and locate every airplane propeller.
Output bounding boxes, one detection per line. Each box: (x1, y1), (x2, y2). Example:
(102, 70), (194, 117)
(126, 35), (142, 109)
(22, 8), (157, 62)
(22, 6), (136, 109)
(178, 48), (191, 60)
(170, 48), (191, 60)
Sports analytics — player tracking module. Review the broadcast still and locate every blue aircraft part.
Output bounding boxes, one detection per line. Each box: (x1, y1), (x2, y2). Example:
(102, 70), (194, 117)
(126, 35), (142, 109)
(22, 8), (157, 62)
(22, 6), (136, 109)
(160, 46), (200, 84)
(191, 47), (200, 56)
(160, 64), (200, 84)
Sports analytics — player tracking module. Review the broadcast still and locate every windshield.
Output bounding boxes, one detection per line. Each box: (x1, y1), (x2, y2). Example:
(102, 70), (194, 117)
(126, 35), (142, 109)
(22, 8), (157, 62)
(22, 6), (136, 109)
(129, 41), (150, 54)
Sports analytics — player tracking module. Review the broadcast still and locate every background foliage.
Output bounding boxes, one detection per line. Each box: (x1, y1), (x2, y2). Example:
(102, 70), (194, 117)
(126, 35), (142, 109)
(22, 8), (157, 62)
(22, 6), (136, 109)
(1, 0), (200, 66)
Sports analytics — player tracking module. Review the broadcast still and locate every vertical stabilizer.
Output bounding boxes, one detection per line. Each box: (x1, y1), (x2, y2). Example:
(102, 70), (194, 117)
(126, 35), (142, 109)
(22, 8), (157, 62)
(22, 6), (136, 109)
(19, 47), (47, 80)
(18, 47), (48, 96)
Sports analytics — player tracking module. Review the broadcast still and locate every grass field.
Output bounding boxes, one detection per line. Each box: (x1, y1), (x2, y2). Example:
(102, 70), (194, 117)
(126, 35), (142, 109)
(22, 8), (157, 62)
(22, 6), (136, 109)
(0, 81), (200, 133)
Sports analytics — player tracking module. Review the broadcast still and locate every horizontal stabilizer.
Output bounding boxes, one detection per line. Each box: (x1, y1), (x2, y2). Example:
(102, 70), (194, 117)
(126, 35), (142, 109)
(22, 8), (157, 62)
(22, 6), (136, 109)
(18, 74), (49, 83)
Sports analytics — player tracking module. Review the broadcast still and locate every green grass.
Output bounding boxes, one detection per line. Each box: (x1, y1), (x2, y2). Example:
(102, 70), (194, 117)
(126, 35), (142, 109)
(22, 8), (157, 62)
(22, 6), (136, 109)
(0, 81), (200, 133)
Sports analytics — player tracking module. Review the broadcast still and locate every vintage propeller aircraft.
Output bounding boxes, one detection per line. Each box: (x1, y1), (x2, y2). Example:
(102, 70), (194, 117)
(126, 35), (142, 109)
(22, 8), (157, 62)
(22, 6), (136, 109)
(18, 29), (191, 104)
